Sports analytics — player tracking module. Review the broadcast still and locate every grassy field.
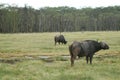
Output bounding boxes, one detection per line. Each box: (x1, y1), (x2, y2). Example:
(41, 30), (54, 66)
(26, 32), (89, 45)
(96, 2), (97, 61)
(0, 31), (120, 80)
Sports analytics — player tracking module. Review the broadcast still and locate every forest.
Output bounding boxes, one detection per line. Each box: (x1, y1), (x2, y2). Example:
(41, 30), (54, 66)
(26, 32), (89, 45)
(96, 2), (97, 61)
(0, 4), (120, 33)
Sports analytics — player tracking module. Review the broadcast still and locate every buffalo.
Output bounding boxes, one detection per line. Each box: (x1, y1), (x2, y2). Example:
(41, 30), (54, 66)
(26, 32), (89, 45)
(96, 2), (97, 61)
(69, 40), (109, 66)
(54, 35), (67, 45)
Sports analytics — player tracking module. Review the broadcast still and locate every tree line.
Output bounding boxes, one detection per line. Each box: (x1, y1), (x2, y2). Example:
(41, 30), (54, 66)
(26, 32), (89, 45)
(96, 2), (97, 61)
(0, 4), (120, 33)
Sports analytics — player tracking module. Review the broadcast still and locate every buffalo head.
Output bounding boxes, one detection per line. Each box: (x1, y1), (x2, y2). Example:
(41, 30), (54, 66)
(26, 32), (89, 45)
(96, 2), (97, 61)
(99, 42), (109, 50)
(64, 41), (67, 44)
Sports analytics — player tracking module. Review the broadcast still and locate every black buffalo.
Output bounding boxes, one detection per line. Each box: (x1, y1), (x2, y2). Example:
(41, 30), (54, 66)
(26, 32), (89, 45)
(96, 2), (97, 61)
(69, 40), (109, 66)
(54, 35), (67, 45)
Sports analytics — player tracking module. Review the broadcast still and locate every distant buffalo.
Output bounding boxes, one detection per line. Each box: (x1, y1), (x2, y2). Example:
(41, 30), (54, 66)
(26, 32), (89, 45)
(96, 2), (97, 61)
(69, 40), (109, 66)
(54, 35), (67, 45)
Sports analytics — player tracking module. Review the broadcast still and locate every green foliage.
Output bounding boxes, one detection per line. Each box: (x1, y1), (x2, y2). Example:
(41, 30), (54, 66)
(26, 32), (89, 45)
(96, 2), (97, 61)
(0, 4), (120, 33)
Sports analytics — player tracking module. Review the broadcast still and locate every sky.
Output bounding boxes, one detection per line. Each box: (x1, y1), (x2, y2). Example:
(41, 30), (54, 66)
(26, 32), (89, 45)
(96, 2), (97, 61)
(0, 0), (120, 9)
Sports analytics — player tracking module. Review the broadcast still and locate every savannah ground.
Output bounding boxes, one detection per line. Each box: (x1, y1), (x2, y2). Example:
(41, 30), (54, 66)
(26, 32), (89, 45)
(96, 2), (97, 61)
(0, 31), (120, 80)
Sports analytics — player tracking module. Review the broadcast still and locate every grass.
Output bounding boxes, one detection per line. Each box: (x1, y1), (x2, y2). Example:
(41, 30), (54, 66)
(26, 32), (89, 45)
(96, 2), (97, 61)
(0, 31), (120, 80)
(0, 31), (119, 56)
(0, 57), (120, 80)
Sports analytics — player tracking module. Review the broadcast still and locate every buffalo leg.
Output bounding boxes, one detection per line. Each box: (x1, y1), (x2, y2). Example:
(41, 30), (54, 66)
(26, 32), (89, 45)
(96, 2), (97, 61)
(86, 56), (89, 64)
(90, 56), (93, 64)
(71, 53), (77, 66)
(71, 57), (74, 67)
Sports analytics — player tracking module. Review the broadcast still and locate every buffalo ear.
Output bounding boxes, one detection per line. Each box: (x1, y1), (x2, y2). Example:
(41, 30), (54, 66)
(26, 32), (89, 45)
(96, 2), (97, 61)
(96, 39), (99, 42)
(96, 39), (101, 43)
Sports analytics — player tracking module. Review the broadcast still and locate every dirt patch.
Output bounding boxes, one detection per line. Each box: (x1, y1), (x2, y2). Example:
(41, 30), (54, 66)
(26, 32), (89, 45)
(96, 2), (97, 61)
(0, 58), (21, 64)
(38, 55), (70, 62)
(0, 55), (70, 64)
